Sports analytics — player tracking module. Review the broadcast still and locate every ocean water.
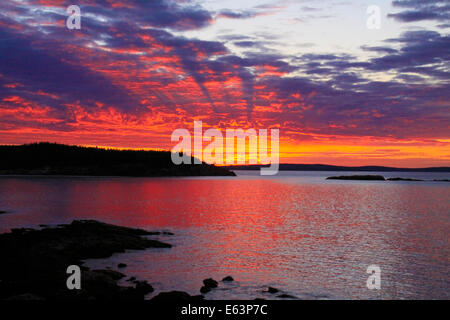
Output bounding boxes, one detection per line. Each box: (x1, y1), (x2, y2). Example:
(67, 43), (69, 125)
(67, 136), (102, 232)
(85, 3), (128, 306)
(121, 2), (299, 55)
(0, 171), (449, 299)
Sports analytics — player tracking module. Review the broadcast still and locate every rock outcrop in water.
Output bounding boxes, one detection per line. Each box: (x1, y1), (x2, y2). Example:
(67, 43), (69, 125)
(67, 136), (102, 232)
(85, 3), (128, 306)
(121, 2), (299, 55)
(222, 276), (234, 282)
(200, 278), (219, 294)
(266, 287), (279, 294)
(0, 220), (172, 300)
(387, 177), (423, 181)
(326, 175), (447, 182)
(326, 175), (386, 181)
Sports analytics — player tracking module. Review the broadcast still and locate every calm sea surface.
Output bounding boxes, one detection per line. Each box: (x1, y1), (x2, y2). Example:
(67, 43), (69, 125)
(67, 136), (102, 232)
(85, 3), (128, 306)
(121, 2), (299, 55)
(0, 171), (449, 299)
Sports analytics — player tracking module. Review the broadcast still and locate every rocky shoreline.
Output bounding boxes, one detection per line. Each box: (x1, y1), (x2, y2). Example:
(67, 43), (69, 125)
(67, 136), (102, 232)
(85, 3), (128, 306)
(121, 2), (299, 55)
(0, 220), (177, 300)
(0, 219), (298, 300)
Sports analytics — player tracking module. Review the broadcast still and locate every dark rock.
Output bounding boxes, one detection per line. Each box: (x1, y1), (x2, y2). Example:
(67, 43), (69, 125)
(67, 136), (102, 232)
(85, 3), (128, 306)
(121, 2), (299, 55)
(277, 294), (298, 299)
(0, 210), (7, 215)
(222, 276), (234, 282)
(326, 175), (385, 181)
(5, 293), (45, 300)
(266, 287), (279, 294)
(127, 277), (136, 282)
(200, 286), (211, 294)
(134, 281), (154, 295)
(80, 269), (145, 300)
(387, 177), (423, 181)
(203, 278), (218, 288)
(92, 269), (125, 280)
(82, 270), (125, 299)
(0, 219), (173, 300)
(118, 263), (127, 268)
(151, 291), (204, 301)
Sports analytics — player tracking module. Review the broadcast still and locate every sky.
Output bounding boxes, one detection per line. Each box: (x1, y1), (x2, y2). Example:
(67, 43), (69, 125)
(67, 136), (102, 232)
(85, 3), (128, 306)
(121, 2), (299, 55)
(0, 0), (449, 167)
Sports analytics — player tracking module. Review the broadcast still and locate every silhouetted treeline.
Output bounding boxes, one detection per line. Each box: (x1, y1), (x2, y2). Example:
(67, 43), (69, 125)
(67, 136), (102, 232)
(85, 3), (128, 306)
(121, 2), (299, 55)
(0, 143), (235, 177)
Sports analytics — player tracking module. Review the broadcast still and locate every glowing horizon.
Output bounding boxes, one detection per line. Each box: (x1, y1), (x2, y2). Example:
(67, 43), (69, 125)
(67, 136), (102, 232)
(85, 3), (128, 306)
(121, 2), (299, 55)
(0, 0), (449, 167)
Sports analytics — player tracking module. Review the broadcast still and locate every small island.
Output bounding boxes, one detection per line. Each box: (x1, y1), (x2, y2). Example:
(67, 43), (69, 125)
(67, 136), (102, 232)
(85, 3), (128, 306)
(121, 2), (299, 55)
(0, 143), (235, 177)
(387, 177), (423, 181)
(326, 175), (386, 181)
(326, 175), (449, 182)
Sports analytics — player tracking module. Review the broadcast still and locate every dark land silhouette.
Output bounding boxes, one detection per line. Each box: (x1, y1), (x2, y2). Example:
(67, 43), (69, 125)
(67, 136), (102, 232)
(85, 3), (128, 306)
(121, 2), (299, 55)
(0, 220), (174, 300)
(326, 175), (386, 181)
(0, 142), (235, 177)
(0, 220), (290, 301)
(225, 164), (450, 172)
(325, 175), (449, 182)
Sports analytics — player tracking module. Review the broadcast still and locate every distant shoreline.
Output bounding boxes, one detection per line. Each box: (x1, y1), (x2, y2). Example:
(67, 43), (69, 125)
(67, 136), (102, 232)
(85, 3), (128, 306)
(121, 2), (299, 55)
(224, 164), (450, 173)
(0, 143), (236, 177)
(0, 174), (238, 179)
(325, 174), (449, 182)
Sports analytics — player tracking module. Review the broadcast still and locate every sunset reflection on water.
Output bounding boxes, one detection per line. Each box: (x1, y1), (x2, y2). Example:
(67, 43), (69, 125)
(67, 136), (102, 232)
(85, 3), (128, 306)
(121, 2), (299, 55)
(0, 172), (449, 299)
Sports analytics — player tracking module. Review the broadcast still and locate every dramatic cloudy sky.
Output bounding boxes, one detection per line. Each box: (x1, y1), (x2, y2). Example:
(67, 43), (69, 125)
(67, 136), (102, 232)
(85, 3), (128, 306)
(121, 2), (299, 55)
(0, 0), (449, 166)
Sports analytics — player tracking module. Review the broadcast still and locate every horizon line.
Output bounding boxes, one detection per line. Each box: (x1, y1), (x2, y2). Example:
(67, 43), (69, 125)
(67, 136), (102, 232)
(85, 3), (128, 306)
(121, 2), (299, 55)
(2, 142), (449, 170)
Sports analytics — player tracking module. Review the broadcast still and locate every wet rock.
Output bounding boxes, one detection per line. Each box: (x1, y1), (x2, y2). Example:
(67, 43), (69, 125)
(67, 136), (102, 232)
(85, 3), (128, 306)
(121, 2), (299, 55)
(203, 278), (218, 288)
(266, 287), (279, 294)
(222, 276), (234, 282)
(118, 263), (127, 268)
(200, 278), (218, 294)
(151, 291), (204, 301)
(200, 286), (211, 294)
(134, 281), (154, 295)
